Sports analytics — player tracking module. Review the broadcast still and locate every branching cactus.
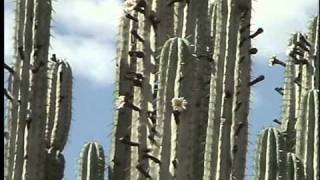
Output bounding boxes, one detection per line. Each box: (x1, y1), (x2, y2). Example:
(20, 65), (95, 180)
(254, 16), (319, 180)
(4, 1), (73, 180)
(109, 0), (260, 179)
(78, 142), (105, 180)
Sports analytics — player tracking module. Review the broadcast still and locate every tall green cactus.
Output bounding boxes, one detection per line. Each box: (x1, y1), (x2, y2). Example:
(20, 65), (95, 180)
(78, 142), (105, 180)
(109, 0), (260, 179)
(254, 16), (319, 180)
(4, 1), (73, 179)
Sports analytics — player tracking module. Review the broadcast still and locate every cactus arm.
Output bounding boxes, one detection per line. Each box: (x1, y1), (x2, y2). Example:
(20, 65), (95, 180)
(22, 1), (52, 179)
(230, 2), (252, 179)
(254, 129), (268, 180)
(109, 14), (133, 179)
(173, 2), (186, 37)
(173, 38), (198, 180)
(313, 17), (319, 89)
(157, 38), (178, 180)
(7, 0), (25, 178)
(216, 0), (247, 179)
(49, 62), (73, 151)
(313, 90), (319, 180)
(203, 3), (218, 179)
(204, 1), (229, 179)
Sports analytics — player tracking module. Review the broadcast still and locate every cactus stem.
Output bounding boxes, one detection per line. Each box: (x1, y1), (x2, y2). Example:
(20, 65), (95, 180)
(147, 111), (156, 124)
(136, 164), (151, 178)
(293, 59), (308, 65)
(4, 63), (15, 74)
(248, 75), (265, 86)
(131, 29), (144, 42)
(235, 102), (242, 112)
(240, 24), (250, 33)
(274, 87), (284, 95)
(167, 0), (186, 6)
(273, 119), (282, 125)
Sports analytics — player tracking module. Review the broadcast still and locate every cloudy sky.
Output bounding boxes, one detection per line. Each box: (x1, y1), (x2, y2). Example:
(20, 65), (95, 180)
(4, 0), (318, 179)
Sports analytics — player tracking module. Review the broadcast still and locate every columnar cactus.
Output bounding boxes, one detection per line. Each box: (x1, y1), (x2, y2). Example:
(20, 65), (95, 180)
(109, 0), (260, 179)
(78, 142), (105, 180)
(254, 16), (319, 180)
(4, 1), (73, 180)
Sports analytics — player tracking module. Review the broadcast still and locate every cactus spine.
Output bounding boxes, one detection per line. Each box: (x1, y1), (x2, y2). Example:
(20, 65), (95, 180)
(254, 16), (319, 180)
(78, 142), (105, 180)
(4, 1), (73, 179)
(110, 0), (257, 179)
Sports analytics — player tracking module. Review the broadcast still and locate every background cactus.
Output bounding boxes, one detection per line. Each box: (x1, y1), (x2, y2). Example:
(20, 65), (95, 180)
(78, 142), (105, 180)
(3, 0), (73, 179)
(254, 16), (319, 180)
(109, 0), (262, 179)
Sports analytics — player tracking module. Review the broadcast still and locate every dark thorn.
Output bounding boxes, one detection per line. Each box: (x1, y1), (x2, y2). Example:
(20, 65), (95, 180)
(141, 148), (152, 153)
(173, 111), (180, 125)
(235, 122), (244, 136)
(125, 13), (138, 22)
(249, 28), (264, 39)
(235, 102), (242, 112)
(296, 42), (310, 52)
(18, 46), (25, 60)
(136, 164), (151, 178)
(225, 91), (232, 98)
(172, 159), (178, 168)
(269, 56), (286, 67)
(248, 48), (258, 55)
(142, 154), (161, 164)
(50, 54), (58, 62)
(4, 88), (14, 101)
(4, 131), (9, 139)
(129, 103), (141, 112)
(274, 87), (284, 96)
(131, 29), (144, 42)
(298, 33), (311, 47)
(249, 75), (265, 86)
(232, 145), (238, 154)
(4, 63), (15, 74)
(293, 59), (308, 65)
(119, 136), (140, 147)
(239, 56), (245, 64)
(147, 111), (156, 124)
(148, 135), (157, 144)
(129, 51), (145, 58)
(273, 119), (282, 125)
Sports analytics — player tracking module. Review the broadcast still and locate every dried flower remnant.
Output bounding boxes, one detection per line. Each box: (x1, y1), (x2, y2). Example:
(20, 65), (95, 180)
(171, 97), (188, 112)
(115, 96), (126, 109)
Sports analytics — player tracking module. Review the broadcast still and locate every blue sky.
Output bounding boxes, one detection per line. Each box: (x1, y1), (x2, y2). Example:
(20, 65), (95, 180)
(4, 0), (318, 179)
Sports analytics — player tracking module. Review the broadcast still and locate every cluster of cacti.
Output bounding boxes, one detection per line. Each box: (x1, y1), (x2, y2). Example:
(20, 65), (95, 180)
(77, 142), (105, 180)
(255, 16), (319, 180)
(109, 0), (264, 179)
(4, 0), (73, 180)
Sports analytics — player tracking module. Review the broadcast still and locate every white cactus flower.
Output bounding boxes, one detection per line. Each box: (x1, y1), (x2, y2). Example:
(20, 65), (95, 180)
(115, 96), (126, 109)
(171, 97), (188, 112)
(268, 56), (276, 66)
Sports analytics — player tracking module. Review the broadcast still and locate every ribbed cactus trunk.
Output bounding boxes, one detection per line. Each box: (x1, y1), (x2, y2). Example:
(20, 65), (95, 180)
(254, 16), (319, 180)
(110, 0), (256, 180)
(78, 142), (105, 180)
(4, 1), (73, 179)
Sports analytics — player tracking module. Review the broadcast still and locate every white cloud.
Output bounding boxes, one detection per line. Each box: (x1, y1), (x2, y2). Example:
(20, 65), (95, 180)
(252, 0), (319, 58)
